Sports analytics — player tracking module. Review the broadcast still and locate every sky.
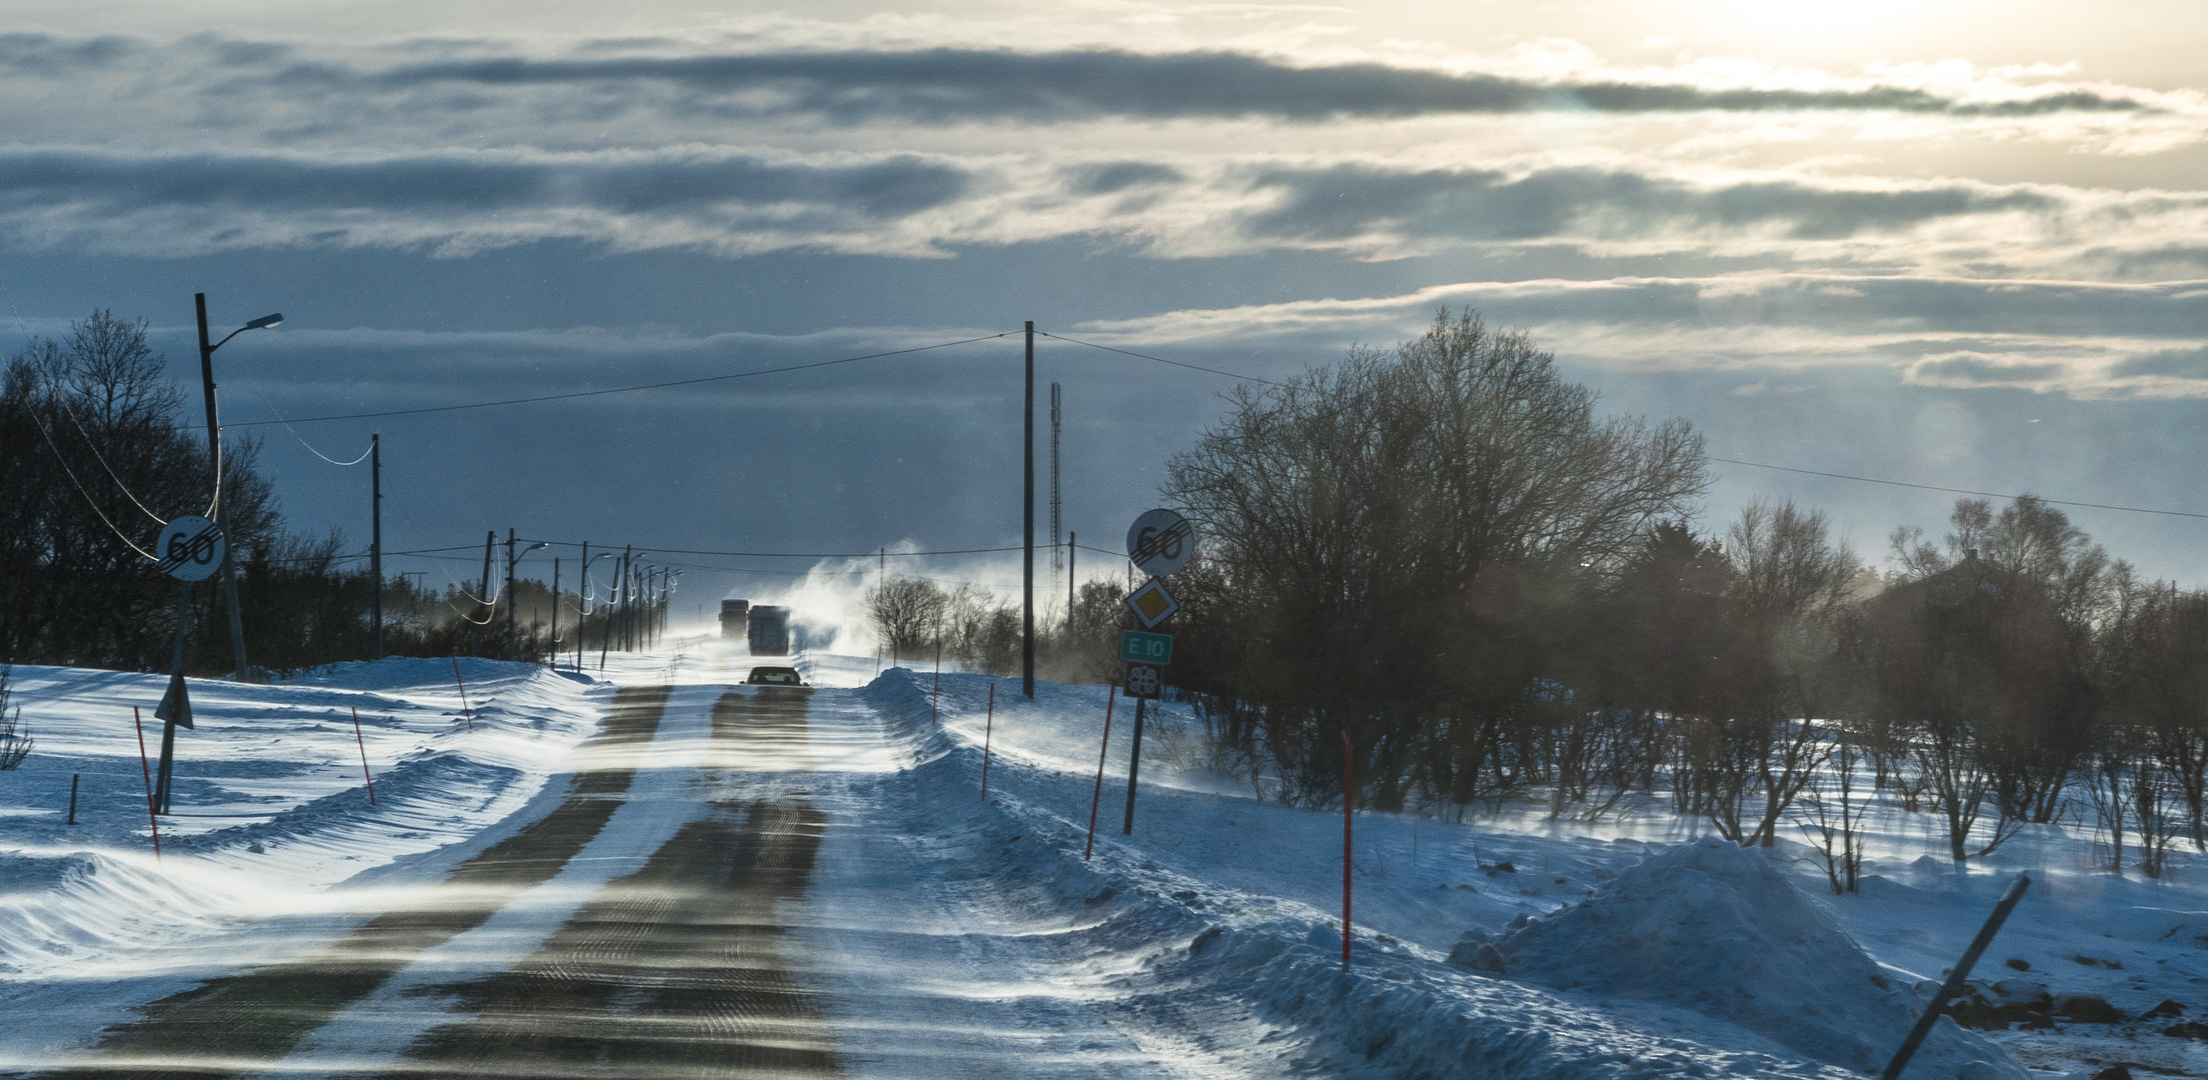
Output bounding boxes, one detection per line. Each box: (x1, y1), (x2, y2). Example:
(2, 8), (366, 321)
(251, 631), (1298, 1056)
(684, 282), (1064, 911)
(6, 1), (2207, 605)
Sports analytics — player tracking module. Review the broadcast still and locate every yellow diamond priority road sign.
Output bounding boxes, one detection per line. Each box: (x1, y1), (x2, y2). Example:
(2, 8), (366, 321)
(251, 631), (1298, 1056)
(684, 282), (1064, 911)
(1125, 578), (1178, 629)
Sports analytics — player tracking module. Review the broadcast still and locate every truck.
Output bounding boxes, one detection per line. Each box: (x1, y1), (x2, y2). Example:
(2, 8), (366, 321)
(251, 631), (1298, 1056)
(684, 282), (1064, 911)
(747, 605), (792, 656)
(719, 599), (751, 641)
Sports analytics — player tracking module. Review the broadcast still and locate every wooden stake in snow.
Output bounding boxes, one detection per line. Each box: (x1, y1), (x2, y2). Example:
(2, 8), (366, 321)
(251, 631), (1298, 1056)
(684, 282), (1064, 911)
(1881, 872), (2031, 1079)
(131, 708), (161, 859)
(981, 682), (996, 799)
(1085, 684), (1117, 861)
(451, 655), (473, 730)
(352, 706), (377, 806)
(1342, 729), (1354, 971)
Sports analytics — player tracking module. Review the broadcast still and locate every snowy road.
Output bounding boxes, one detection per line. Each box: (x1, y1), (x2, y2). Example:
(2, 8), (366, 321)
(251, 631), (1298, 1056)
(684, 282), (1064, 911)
(7, 643), (2059, 1079)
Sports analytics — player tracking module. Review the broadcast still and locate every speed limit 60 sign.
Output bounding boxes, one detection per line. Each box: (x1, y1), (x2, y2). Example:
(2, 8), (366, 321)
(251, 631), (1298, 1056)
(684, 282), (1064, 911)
(156, 516), (226, 582)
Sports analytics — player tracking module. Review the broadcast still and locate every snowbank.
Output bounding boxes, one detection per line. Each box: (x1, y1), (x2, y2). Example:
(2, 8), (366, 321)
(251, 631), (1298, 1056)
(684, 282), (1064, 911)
(1497, 835), (2024, 1078)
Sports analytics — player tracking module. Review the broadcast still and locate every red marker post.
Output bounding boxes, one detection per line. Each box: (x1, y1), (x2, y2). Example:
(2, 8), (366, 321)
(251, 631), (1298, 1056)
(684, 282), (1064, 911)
(132, 708), (162, 859)
(352, 707), (377, 806)
(981, 682), (996, 799)
(1342, 730), (1354, 971)
(451, 655), (473, 730)
(1085, 684), (1117, 860)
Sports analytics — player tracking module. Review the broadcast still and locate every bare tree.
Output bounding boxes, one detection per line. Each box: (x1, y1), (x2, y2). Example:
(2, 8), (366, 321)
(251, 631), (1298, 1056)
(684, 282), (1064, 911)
(867, 576), (950, 663)
(0, 666), (29, 770)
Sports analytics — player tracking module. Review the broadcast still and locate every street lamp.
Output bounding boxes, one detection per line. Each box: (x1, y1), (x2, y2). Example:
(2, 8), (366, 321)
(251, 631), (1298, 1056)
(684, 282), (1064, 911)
(506, 534), (548, 661)
(196, 294), (283, 683)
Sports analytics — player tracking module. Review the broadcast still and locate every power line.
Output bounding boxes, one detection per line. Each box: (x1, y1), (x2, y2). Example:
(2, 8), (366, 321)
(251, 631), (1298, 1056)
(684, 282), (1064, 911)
(199, 332), (1014, 429)
(1708, 456), (2208, 522)
(1037, 329), (1291, 388)
(257, 391), (372, 465)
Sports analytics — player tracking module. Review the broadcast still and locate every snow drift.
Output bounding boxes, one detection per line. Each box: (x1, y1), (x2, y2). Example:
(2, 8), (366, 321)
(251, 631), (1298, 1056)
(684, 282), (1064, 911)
(1494, 835), (2024, 1079)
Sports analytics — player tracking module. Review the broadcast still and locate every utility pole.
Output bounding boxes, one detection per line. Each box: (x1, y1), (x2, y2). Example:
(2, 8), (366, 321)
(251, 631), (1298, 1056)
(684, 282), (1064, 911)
(578, 541), (590, 671)
(1050, 382), (1062, 580)
(549, 557), (560, 666)
(473, 531), (494, 656)
(1023, 320), (1035, 698)
(370, 434), (382, 660)
(195, 294), (252, 682)
(504, 529), (518, 661)
(1068, 530), (1076, 627)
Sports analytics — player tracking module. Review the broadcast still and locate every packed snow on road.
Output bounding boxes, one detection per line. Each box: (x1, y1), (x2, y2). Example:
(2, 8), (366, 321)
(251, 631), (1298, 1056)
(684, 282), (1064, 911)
(2, 639), (2204, 1079)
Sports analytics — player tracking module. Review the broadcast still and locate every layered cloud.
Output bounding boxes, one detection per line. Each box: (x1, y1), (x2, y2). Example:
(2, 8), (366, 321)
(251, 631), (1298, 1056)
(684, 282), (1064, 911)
(6, 140), (2206, 282)
(1072, 273), (2208, 400)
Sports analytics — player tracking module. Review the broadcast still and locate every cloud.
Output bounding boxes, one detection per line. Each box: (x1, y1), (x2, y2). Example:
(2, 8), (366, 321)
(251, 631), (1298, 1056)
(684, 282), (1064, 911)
(1235, 164), (2054, 244)
(2110, 344), (2208, 378)
(305, 48), (2150, 124)
(0, 147), (973, 255)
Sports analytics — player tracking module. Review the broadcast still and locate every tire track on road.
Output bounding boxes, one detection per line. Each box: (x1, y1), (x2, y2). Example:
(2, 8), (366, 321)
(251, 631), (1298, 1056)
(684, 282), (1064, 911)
(32, 685), (673, 1080)
(378, 688), (838, 1080)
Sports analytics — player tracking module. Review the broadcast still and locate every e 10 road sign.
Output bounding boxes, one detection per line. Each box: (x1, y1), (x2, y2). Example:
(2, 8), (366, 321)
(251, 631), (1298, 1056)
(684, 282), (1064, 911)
(1120, 630), (1173, 665)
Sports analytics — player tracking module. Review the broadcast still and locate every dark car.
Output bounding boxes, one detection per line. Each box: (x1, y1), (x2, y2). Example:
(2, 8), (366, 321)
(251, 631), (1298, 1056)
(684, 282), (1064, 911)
(744, 666), (806, 686)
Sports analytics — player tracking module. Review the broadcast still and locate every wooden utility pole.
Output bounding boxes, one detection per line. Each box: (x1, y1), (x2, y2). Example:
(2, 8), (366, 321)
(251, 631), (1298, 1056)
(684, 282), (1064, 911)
(370, 434), (382, 660)
(1023, 320), (1035, 698)
(549, 557), (560, 665)
(504, 529), (518, 661)
(472, 531), (494, 655)
(195, 294), (251, 682)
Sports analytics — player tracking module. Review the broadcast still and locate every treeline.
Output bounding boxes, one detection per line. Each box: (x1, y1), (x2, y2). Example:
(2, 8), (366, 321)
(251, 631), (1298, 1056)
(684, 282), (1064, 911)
(0, 311), (654, 677)
(1147, 310), (2207, 879)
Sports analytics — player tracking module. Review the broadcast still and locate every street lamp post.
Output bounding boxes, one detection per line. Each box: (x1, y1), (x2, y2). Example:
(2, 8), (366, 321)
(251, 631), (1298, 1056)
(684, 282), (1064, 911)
(505, 533), (548, 661)
(196, 294), (282, 683)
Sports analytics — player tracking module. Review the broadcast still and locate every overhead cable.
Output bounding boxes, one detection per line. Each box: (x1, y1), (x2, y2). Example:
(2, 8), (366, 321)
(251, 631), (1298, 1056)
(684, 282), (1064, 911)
(1037, 329), (1292, 389)
(258, 392), (373, 465)
(201, 332), (1015, 429)
(1707, 456), (2208, 522)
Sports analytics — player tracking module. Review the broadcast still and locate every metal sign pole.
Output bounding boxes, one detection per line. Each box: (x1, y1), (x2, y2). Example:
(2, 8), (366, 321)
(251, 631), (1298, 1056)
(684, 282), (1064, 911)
(157, 581), (189, 814)
(1122, 696), (1146, 835)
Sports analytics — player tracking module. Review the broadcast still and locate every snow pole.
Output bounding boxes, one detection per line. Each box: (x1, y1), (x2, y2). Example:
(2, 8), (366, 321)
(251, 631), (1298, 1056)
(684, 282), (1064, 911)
(981, 683), (996, 799)
(1881, 872), (2031, 1079)
(1085, 684), (1117, 860)
(352, 707), (377, 806)
(1342, 729), (1353, 971)
(131, 708), (161, 860)
(451, 654), (473, 730)
(67, 774), (79, 825)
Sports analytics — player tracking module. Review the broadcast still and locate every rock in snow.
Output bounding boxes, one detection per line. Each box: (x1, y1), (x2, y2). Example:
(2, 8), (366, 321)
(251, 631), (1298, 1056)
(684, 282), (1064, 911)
(1495, 835), (2026, 1079)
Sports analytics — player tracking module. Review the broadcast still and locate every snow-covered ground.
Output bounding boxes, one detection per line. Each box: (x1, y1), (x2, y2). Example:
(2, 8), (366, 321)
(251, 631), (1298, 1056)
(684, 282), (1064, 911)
(3, 640), (2203, 1078)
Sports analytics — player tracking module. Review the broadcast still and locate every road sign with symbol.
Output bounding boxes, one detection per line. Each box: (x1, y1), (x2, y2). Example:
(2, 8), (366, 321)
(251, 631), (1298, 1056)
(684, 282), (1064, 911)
(156, 515), (225, 582)
(1120, 630), (1173, 665)
(1125, 578), (1178, 629)
(1124, 663), (1163, 699)
(1126, 509), (1194, 579)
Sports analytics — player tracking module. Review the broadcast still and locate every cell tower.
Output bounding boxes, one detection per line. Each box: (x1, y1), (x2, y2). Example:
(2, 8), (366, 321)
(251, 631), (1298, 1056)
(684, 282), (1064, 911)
(1050, 382), (1063, 577)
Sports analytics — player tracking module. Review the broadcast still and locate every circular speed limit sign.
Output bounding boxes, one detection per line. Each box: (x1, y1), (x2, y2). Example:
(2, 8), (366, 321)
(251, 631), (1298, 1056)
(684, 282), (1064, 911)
(156, 515), (226, 582)
(1126, 508), (1194, 579)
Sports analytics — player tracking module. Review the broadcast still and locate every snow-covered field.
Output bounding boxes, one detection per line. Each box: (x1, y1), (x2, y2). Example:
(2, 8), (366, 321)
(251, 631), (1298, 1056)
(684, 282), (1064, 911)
(3, 639), (2205, 1079)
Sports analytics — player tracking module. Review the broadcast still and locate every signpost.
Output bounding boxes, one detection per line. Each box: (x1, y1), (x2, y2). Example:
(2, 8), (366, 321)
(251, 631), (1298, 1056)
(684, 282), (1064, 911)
(1120, 510), (1194, 836)
(153, 516), (223, 813)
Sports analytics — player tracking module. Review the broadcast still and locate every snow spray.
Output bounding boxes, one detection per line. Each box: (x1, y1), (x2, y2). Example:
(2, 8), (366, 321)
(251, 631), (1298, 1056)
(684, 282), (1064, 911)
(981, 683), (996, 799)
(1342, 730), (1354, 971)
(130, 708), (161, 859)
(931, 639), (942, 727)
(352, 707), (377, 806)
(1085, 684), (1117, 860)
(451, 655), (473, 730)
